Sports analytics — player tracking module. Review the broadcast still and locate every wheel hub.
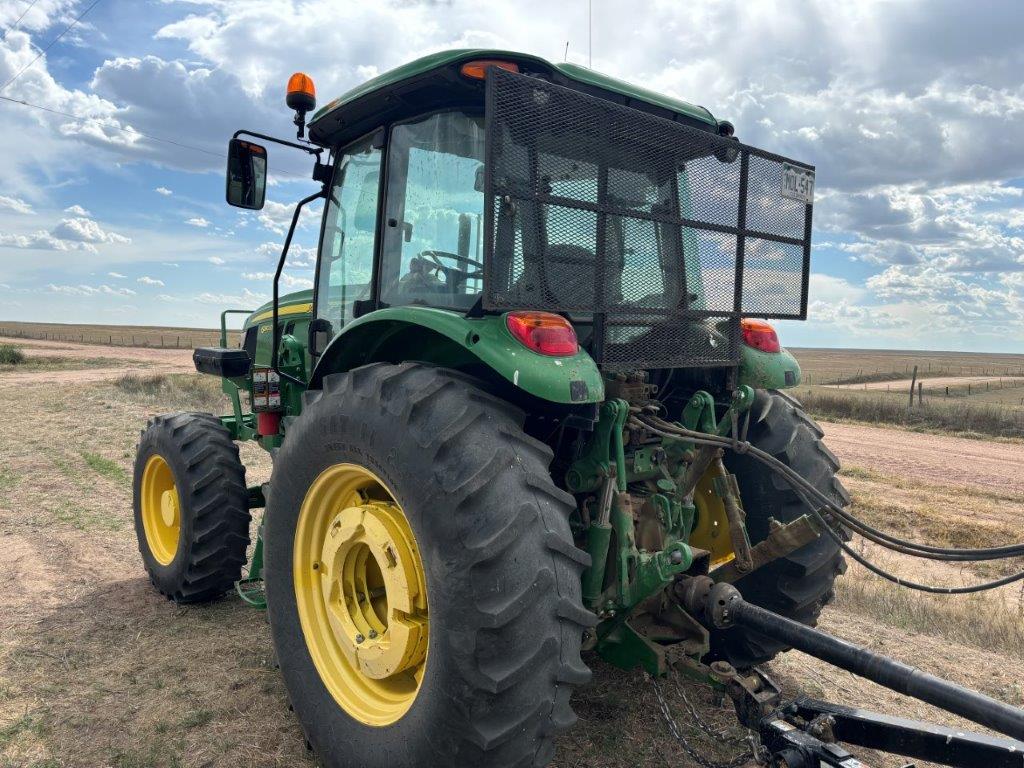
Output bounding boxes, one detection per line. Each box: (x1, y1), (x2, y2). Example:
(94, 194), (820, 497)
(319, 501), (427, 680)
(160, 489), (179, 528)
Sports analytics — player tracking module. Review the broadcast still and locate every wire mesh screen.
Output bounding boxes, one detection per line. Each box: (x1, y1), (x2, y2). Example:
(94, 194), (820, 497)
(483, 67), (814, 369)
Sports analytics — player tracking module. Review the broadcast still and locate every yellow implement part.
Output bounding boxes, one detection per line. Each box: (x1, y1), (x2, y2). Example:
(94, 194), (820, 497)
(140, 454), (181, 566)
(294, 463), (428, 726)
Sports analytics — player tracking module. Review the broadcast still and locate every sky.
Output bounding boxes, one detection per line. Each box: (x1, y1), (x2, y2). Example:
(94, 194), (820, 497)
(1, 0), (1023, 350)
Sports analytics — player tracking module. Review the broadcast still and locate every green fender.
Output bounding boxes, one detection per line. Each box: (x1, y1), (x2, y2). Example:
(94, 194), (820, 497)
(310, 306), (605, 405)
(737, 344), (802, 390)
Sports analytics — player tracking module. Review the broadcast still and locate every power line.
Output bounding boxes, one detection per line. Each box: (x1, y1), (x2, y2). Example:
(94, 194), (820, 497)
(4, 0), (41, 38)
(1, 0), (104, 92)
(0, 93), (308, 177)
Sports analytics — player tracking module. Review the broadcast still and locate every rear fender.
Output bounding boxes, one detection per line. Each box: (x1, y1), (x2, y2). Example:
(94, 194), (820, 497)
(310, 306), (604, 405)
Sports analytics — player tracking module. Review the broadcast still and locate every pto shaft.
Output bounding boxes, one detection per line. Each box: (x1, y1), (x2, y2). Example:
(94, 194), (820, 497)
(707, 582), (1024, 742)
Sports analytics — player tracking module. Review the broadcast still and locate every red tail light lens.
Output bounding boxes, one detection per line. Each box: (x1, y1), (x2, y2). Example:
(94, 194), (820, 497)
(741, 318), (781, 353)
(506, 312), (579, 356)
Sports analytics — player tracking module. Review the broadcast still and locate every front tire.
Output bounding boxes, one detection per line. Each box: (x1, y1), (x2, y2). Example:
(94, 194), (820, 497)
(132, 412), (251, 602)
(264, 363), (594, 768)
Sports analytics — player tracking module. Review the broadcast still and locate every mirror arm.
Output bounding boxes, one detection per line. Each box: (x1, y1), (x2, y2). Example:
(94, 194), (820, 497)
(272, 186), (327, 386)
(233, 129), (322, 159)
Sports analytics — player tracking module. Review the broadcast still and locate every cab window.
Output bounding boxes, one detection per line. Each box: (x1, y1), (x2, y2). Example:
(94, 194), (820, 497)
(379, 111), (485, 310)
(316, 134), (383, 334)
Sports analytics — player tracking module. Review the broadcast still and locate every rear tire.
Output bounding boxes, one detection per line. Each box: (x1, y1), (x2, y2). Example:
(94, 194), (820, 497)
(264, 363), (594, 768)
(132, 412), (251, 602)
(709, 389), (848, 668)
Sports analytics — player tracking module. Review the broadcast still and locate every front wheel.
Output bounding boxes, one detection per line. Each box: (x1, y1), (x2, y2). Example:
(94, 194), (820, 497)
(263, 363), (593, 768)
(132, 412), (250, 602)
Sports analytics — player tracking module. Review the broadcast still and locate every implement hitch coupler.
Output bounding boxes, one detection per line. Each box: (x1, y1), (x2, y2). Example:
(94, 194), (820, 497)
(706, 582), (1024, 742)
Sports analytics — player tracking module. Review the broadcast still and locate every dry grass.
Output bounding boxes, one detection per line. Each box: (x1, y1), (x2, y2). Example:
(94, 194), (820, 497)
(793, 347), (1024, 385)
(834, 569), (1024, 661)
(798, 386), (1024, 440)
(112, 373), (226, 413)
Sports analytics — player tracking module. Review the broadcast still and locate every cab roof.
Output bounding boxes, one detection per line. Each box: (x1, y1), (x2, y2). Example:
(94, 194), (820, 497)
(308, 49), (721, 149)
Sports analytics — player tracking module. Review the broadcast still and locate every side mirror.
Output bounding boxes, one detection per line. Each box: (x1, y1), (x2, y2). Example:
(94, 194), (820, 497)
(226, 138), (267, 210)
(308, 317), (333, 358)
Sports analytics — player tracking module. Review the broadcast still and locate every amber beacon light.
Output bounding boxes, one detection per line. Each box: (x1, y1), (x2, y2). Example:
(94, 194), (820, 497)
(286, 72), (317, 138)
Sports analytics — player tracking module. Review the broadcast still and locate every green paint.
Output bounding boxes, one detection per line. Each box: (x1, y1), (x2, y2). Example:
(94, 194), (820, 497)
(738, 344), (802, 390)
(315, 306), (605, 405)
(310, 49), (717, 134)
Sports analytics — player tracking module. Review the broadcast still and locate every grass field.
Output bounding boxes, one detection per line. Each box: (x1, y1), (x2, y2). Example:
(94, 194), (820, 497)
(0, 321), (238, 349)
(2, 340), (1024, 767)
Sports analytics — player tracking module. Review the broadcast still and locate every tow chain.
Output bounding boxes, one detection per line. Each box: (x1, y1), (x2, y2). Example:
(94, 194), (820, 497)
(649, 675), (766, 768)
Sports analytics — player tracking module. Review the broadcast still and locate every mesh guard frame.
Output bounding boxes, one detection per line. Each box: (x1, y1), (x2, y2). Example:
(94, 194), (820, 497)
(482, 68), (813, 370)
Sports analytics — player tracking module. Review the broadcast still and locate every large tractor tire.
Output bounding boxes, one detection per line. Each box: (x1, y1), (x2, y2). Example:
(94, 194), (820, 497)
(132, 412), (251, 602)
(263, 363), (593, 768)
(709, 389), (849, 669)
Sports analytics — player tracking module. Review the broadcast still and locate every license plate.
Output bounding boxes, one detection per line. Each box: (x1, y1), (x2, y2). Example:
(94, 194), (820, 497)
(780, 163), (815, 204)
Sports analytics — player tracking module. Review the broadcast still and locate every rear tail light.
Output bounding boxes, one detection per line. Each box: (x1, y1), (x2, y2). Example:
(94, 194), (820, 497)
(506, 312), (578, 356)
(741, 318), (781, 353)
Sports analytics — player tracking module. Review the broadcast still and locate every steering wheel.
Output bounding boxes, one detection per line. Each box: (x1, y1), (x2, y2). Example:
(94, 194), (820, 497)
(418, 250), (484, 296)
(421, 250), (483, 276)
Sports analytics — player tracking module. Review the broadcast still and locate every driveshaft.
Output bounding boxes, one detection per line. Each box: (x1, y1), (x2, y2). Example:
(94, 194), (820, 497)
(706, 582), (1024, 742)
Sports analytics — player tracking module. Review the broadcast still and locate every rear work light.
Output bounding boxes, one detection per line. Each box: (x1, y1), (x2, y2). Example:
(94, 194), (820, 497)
(459, 59), (519, 80)
(741, 319), (781, 353)
(506, 312), (579, 357)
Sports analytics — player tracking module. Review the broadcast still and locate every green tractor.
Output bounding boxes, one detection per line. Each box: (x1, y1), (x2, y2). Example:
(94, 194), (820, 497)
(133, 50), (1024, 768)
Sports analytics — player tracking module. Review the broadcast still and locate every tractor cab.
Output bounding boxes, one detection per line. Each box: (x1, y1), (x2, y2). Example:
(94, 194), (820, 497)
(223, 50), (812, 401)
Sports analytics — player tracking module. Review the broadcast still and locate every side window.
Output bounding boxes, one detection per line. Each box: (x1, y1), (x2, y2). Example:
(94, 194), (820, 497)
(316, 135), (383, 333)
(380, 112), (486, 310)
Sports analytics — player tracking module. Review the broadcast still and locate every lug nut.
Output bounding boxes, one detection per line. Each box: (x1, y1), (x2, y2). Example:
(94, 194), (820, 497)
(355, 634), (365, 644)
(368, 630), (378, 639)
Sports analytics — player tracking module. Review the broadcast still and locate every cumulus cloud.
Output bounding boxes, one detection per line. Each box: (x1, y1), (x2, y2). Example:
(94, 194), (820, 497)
(137, 276), (165, 286)
(154, 187), (173, 196)
(108, 271), (126, 279)
(186, 217), (210, 227)
(64, 204), (91, 216)
(51, 217), (131, 245)
(207, 256), (225, 265)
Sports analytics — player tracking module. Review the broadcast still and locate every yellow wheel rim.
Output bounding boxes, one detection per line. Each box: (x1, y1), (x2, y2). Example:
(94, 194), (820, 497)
(689, 463), (737, 568)
(294, 463), (428, 727)
(140, 454), (181, 566)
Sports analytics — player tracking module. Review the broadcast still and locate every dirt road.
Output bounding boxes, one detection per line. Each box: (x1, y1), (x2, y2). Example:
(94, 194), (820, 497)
(821, 420), (1024, 496)
(0, 335), (194, 384)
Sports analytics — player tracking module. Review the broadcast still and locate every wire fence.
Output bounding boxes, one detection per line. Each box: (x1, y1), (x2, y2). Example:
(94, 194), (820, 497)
(0, 326), (236, 349)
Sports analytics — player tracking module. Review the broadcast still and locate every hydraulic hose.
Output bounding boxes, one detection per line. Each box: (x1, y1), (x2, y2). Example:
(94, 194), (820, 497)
(634, 414), (1024, 559)
(631, 414), (1024, 593)
(708, 582), (1024, 742)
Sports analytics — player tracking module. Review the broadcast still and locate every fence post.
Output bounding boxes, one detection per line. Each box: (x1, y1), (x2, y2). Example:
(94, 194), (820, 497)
(908, 365), (918, 409)
(918, 381), (923, 406)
